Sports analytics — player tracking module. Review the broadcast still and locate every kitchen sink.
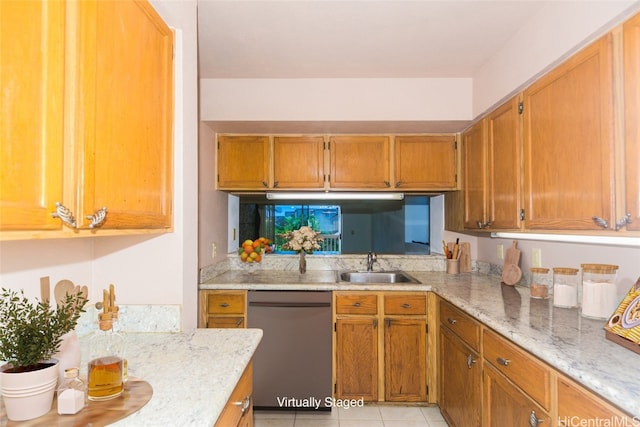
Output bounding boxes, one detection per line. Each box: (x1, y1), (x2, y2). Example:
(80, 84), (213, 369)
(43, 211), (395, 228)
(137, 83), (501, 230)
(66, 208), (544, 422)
(336, 270), (421, 284)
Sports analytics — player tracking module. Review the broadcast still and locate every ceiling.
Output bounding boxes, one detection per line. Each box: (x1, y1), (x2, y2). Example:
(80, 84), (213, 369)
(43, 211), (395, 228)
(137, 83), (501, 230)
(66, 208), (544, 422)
(197, 0), (550, 79)
(196, 0), (552, 133)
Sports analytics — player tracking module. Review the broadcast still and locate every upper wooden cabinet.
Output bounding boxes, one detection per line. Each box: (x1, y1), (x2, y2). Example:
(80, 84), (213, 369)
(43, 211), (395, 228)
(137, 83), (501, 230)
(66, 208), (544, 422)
(273, 136), (325, 189)
(74, 0), (174, 230)
(217, 135), (270, 190)
(217, 133), (458, 192)
(0, 0), (174, 237)
(463, 120), (488, 230)
(486, 97), (522, 230)
(394, 135), (457, 190)
(522, 34), (615, 230)
(624, 13), (640, 231)
(329, 136), (391, 189)
(0, 1), (66, 232)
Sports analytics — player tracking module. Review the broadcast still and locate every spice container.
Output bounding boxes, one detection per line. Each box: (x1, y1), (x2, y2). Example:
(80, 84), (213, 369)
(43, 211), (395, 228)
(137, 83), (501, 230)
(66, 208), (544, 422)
(553, 267), (580, 308)
(57, 367), (85, 415)
(530, 267), (551, 299)
(581, 264), (619, 319)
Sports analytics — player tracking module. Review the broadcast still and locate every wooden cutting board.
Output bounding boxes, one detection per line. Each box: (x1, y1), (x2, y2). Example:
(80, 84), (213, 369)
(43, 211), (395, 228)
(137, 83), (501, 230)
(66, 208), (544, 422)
(501, 240), (522, 285)
(459, 242), (472, 272)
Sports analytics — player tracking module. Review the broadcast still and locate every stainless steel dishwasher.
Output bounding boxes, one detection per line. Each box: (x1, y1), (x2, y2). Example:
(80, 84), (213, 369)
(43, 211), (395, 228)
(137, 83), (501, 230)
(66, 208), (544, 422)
(247, 290), (332, 411)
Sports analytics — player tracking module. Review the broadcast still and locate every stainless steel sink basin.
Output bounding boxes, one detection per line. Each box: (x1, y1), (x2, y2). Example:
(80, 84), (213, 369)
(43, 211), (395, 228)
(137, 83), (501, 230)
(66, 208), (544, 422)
(336, 270), (421, 284)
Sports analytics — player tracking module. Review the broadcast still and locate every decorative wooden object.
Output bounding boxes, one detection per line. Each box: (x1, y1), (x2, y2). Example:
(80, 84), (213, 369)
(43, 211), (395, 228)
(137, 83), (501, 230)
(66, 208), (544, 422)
(0, 378), (152, 426)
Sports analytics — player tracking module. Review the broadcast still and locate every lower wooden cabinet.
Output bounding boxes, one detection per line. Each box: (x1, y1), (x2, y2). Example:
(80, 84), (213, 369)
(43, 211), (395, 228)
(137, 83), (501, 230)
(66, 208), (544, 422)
(215, 362), (253, 427)
(334, 317), (379, 401)
(199, 290), (247, 328)
(334, 291), (428, 403)
(439, 326), (481, 427)
(384, 318), (427, 401)
(437, 296), (633, 426)
(483, 362), (550, 427)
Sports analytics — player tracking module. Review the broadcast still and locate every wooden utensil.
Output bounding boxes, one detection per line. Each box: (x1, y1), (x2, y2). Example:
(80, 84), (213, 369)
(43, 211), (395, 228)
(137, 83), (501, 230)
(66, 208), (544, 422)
(54, 279), (75, 307)
(40, 276), (51, 303)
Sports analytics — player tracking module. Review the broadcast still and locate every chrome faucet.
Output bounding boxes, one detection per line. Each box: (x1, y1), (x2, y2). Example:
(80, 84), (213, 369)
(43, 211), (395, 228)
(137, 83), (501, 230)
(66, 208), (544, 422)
(366, 251), (377, 271)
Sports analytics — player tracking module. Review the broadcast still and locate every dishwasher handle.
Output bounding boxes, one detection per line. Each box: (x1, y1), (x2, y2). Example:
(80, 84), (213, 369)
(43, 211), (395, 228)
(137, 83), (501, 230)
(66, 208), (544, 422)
(249, 301), (331, 308)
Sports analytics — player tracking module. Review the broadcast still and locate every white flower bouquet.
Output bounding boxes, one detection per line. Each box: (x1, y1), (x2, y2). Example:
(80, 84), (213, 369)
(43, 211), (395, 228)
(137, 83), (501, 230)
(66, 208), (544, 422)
(281, 226), (323, 254)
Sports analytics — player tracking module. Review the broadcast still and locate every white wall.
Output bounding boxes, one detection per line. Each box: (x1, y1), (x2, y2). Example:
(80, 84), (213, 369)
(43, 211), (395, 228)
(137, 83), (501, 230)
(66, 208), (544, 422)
(472, 0), (640, 116)
(200, 78), (472, 122)
(0, 0), (200, 331)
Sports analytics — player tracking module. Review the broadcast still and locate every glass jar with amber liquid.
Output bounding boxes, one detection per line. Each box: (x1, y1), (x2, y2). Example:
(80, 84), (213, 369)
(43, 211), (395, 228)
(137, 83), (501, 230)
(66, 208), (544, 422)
(87, 317), (125, 401)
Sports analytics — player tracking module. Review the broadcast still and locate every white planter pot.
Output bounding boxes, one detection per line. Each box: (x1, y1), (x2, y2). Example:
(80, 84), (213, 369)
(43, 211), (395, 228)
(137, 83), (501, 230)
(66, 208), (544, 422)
(1, 360), (58, 421)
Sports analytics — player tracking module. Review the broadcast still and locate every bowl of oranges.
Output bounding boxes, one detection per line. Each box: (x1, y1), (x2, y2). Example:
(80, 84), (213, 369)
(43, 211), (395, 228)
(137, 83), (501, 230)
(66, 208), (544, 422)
(238, 237), (273, 272)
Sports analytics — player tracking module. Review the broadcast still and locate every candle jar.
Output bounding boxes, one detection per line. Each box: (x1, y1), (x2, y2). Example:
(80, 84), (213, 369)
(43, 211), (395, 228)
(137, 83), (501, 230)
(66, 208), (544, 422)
(530, 267), (551, 299)
(581, 264), (619, 320)
(553, 267), (580, 308)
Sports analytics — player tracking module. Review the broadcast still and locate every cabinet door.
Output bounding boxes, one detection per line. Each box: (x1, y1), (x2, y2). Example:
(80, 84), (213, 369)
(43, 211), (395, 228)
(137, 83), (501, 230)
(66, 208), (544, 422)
(384, 318), (427, 402)
(463, 120), (488, 230)
(394, 135), (456, 190)
(523, 34), (614, 230)
(0, 0), (65, 231)
(487, 97), (522, 230)
(74, 0), (174, 229)
(624, 14), (640, 231)
(335, 317), (378, 401)
(329, 136), (391, 189)
(439, 326), (481, 427)
(217, 135), (270, 190)
(273, 136), (325, 189)
(483, 363), (550, 427)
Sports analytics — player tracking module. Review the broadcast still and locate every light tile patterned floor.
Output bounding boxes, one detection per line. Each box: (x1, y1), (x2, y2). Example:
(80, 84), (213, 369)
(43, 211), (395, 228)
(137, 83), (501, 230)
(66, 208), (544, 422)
(254, 404), (450, 427)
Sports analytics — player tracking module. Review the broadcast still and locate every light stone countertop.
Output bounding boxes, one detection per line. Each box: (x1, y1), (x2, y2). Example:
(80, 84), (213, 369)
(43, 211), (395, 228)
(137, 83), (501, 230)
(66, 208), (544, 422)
(201, 269), (640, 416)
(105, 328), (262, 426)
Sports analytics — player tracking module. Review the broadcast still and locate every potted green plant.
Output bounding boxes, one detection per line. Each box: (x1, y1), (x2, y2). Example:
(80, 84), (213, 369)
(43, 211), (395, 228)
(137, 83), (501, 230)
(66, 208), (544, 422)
(0, 287), (87, 421)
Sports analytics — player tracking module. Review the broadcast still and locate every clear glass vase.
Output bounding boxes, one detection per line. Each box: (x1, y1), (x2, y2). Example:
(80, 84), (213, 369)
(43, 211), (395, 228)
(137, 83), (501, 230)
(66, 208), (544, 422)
(299, 252), (306, 274)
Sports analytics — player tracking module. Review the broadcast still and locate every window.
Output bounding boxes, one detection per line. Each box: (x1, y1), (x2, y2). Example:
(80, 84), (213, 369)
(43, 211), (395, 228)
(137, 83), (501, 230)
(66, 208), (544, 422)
(238, 196), (431, 255)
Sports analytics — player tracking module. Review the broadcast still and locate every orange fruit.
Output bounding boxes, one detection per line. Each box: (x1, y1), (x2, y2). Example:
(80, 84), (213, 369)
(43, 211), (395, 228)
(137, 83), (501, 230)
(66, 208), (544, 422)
(254, 253), (262, 262)
(243, 245), (254, 254)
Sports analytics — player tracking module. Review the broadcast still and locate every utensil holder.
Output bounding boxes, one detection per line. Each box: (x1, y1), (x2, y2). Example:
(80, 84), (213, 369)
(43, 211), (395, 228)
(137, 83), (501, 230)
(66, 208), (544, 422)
(447, 259), (460, 274)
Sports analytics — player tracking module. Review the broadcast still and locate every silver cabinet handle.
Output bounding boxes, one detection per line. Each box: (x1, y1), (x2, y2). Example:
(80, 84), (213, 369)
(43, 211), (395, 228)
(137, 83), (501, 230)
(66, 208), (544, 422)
(52, 202), (77, 228)
(615, 213), (633, 230)
(235, 318), (244, 327)
(86, 207), (107, 228)
(401, 303), (411, 309)
(447, 318), (457, 325)
(497, 357), (511, 366)
(529, 410), (543, 426)
(234, 395), (251, 414)
(592, 216), (609, 229)
(220, 302), (229, 307)
(467, 354), (477, 369)
(353, 302), (361, 307)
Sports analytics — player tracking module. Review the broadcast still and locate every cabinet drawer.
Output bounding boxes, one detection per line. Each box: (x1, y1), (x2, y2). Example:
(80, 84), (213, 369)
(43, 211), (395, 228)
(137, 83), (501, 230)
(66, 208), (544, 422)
(384, 294), (426, 315)
(483, 328), (550, 410)
(439, 299), (481, 351)
(557, 376), (631, 424)
(208, 292), (246, 315)
(215, 362), (253, 427)
(336, 293), (378, 315)
(207, 316), (245, 328)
